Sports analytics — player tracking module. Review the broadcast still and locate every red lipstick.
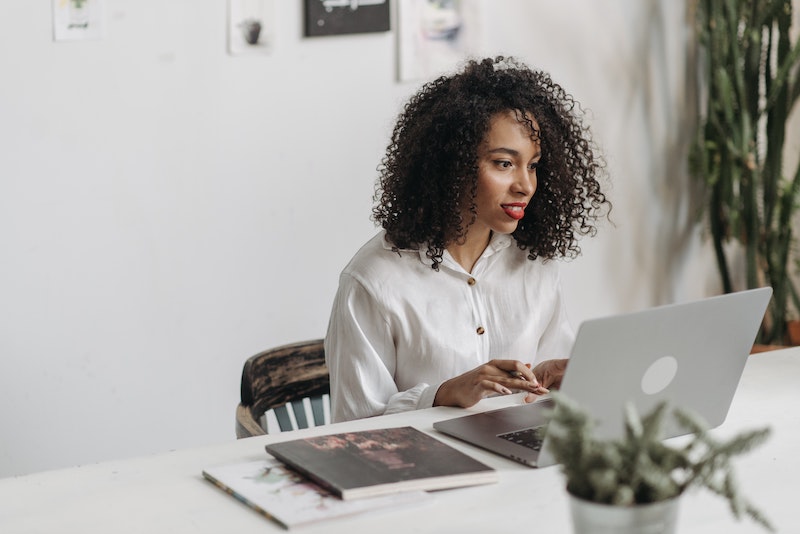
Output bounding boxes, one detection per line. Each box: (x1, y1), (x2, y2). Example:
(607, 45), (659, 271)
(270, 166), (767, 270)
(502, 203), (526, 220)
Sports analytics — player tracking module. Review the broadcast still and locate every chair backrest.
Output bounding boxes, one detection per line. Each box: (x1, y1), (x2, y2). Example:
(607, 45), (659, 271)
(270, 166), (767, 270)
(235, 339), (330, 438)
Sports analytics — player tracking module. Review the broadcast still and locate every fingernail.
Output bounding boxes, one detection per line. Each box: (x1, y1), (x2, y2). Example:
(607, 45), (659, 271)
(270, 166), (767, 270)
(501, 387), (513, 395)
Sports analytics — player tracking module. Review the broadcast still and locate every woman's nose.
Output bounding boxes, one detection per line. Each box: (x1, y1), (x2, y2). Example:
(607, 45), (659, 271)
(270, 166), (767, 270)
(513, 169), (537, 196)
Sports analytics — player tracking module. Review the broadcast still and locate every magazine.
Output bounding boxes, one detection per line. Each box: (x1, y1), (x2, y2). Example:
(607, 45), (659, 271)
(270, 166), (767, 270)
(203, 458), (428, 529)
(265, 426), (497, 500)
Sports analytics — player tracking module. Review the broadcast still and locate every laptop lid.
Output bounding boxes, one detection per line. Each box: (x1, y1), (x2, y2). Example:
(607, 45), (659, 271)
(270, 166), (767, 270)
(433, 287), (772, 467)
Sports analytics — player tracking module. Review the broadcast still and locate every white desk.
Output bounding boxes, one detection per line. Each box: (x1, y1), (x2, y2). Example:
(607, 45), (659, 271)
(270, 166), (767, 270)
(2, 348), (798, 533)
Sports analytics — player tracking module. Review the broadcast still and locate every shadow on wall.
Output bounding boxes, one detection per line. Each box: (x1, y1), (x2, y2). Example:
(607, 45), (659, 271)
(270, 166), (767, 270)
(609, 0), (714, 306)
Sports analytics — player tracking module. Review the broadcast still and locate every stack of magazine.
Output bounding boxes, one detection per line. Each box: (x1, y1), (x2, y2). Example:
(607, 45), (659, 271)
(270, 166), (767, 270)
(203, 426), (497, 529)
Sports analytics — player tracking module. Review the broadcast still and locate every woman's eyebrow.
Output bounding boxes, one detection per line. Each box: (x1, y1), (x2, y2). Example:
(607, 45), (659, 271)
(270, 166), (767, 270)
(486, 147), (519, 156)
(486, 147), (542, 159)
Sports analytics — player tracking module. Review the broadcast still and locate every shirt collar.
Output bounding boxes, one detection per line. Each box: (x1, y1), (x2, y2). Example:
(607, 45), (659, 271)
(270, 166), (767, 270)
(379, 231), (514, 266)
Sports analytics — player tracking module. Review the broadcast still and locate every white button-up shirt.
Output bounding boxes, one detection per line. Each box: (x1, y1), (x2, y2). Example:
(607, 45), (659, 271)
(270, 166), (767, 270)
(324, 231), (575, 422)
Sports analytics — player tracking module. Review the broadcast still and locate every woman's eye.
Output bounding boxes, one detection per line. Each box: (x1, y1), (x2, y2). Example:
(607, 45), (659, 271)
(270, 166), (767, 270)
(528, 161), (540, 171)
(495, 160), (513, 168)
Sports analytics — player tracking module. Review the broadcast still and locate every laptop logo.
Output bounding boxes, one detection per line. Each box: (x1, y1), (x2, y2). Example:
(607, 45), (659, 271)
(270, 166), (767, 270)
(641, 355), (678, 395)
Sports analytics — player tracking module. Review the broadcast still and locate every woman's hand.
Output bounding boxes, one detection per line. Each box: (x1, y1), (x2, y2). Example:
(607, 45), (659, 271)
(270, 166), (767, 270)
(522, 358), (569, 402)
(433, 359), (549, 409)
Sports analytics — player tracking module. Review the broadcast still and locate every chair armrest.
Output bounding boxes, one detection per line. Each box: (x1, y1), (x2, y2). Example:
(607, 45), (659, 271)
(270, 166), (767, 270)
(235, 403), (266, 438)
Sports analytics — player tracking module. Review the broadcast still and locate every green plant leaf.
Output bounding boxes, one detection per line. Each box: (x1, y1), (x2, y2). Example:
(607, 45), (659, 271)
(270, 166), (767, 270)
(547, 392), (774, 531)
(691, 0), (800, 343)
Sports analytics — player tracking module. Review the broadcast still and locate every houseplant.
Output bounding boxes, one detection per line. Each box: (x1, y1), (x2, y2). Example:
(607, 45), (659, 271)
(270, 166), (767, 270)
(545, 392), (774, 533)
(689, 0), (800, 345)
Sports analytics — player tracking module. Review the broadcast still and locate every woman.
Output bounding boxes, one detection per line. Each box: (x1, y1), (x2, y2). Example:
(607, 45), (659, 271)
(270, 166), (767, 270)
(325, 56), (611, 422)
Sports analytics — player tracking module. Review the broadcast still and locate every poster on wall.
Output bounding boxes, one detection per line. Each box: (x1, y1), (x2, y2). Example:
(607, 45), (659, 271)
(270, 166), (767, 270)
(228, 0), (275, 56)
(52, 0), (104, 41)
(396, 0), (483, 82)
(304, 0), (391, 37)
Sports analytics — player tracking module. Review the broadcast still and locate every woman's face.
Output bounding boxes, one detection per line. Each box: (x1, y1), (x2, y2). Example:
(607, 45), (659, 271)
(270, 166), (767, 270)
(470, 111), (540, 239)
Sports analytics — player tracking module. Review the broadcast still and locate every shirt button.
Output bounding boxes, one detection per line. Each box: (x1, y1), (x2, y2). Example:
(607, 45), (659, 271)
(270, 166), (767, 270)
(476, 326), (485, 335)
(467, 277), (476, 286)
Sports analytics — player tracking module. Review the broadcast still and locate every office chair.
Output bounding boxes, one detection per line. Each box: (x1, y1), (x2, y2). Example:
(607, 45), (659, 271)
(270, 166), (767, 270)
(235, 338), (330, 438)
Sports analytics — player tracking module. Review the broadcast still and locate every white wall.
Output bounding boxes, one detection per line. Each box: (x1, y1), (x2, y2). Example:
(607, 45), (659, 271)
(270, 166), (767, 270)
(0, 0), (714, 478)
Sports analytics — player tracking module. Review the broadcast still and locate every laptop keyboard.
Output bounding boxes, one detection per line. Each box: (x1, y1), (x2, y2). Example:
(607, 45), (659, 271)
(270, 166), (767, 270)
(498, 426), (546, 451)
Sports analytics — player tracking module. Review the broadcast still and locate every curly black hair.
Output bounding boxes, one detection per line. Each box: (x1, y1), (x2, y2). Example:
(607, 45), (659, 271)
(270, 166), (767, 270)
(372, 56), (611, 270)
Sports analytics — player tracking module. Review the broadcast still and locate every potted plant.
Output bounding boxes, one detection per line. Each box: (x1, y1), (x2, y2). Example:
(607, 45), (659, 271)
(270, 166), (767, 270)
(545, 392), (774, 533)
(689, 0), (800, 345)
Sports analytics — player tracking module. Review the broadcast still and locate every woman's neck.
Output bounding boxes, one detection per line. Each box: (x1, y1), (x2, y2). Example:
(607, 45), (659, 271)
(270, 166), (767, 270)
(447, 229), (492, 273)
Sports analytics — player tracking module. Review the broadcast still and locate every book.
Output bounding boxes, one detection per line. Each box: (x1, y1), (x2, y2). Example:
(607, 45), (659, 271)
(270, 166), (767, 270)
(202, 458), (428, 530)
(265, 426), (497, 500)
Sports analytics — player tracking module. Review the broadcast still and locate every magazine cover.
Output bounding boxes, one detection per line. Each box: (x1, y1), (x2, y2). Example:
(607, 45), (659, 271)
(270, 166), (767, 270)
(265, 426), (497, 500)
(203, 458), (427, 529)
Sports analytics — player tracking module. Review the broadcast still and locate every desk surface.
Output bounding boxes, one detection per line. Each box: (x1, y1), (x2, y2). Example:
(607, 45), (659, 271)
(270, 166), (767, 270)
(2, 348), (799, 533)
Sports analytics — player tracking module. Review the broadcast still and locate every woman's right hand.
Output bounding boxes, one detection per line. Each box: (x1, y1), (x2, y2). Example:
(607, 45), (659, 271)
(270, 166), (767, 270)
(433, 359), (548, 408)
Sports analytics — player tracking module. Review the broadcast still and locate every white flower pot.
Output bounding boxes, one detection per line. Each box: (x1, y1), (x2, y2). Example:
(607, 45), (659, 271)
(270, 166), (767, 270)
(568, 493), (680, 534)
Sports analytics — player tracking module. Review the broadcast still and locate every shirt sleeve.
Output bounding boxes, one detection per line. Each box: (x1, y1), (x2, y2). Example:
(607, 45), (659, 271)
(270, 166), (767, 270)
(324, 273), (433, 422)
(536, 264), (576, 360)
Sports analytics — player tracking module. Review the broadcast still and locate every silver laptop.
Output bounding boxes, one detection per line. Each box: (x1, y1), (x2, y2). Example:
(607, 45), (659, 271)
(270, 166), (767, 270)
(433, 287), (772, 467)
